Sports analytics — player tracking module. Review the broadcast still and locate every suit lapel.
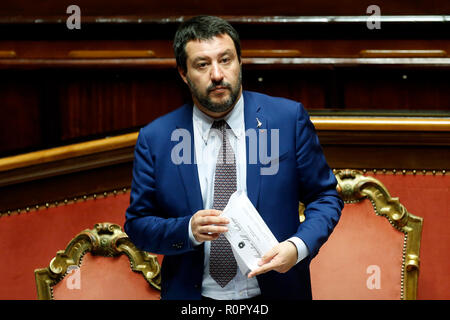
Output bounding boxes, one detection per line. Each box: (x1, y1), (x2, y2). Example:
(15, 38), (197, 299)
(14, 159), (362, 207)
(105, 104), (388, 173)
(173, 104), (204, 214)
(174, 92), (266, 214)
(244, 91), (266, 210)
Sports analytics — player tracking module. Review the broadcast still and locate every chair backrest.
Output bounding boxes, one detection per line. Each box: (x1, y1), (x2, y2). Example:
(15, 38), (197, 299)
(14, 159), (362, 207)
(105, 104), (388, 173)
(310, 169), (423, 300)
(34, 222), (161, 300)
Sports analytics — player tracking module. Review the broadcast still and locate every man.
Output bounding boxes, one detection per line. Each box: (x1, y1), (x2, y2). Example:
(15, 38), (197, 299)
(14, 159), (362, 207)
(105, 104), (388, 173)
(125, 15), (343, 300)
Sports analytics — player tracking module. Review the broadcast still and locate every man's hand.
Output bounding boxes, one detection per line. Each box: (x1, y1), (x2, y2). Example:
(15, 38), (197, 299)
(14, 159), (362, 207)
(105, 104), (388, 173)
(191, 209), (229, 243)
(247, 241), (298, 278)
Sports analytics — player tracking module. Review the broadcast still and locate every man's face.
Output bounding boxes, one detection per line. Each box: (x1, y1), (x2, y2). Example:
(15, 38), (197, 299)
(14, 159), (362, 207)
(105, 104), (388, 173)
(179, 34), (242, 117)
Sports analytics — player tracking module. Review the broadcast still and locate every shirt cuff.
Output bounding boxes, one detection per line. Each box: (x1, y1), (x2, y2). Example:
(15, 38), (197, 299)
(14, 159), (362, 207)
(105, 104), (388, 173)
(287, 236), (310, 264)
(188, 216), (203, 246)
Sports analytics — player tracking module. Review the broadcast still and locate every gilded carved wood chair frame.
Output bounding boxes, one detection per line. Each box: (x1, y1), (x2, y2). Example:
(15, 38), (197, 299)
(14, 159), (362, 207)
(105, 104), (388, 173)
(34, 222), (161, 300)
(311, 169), (423, 300)
(301, 169), (423, 299)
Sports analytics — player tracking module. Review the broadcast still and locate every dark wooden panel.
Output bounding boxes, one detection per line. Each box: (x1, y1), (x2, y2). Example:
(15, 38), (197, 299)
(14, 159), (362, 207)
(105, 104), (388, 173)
(0, 67), (191, 156)
(0, 73), (43, 152)
(56, 68), (187, 140)
(318, 130), (450, 146)
(1, 0), (449, 18)
(318, 130), (450, 169)
(340, 68), (450, 111)
(0, 5), (448, 157)
(0, 64), (449, 157)
(2, 38), (450, 59)
(323, 145), (450, 170)
(243, 69), (329, 109)
(244, 67), (450, 111)
(0, 162), (133, 214)
(0, 121), (449, 213)
(1, 139), (449, 214)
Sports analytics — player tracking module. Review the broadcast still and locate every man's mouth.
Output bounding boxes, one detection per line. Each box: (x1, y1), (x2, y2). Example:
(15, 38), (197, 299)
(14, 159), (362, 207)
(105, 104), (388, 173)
(209, 85), (230, 93)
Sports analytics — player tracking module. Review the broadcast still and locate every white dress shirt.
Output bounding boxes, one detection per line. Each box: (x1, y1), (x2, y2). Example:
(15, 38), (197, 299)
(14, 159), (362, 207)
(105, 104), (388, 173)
(188, 94), (309, 300)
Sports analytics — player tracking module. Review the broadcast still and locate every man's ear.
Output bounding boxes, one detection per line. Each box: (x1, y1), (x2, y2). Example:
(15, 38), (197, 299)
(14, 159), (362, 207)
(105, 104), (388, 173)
(178, 66), (188, 85)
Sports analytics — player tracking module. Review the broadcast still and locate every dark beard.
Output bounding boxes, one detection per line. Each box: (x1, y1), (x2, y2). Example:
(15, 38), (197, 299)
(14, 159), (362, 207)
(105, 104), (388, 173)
(187, 69), (242, 113)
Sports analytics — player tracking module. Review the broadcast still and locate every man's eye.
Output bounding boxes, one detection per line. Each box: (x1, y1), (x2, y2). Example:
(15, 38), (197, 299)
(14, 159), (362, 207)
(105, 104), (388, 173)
(221, 57), (230, 64)
(197, 63), (208, 69)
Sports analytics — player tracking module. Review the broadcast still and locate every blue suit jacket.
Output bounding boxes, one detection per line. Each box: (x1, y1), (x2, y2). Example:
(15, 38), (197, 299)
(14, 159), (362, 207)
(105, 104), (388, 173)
(125, 90), (343, 300)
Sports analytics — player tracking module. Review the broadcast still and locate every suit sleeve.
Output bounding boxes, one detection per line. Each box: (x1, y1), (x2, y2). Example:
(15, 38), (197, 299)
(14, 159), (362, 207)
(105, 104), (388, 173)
(124, 129), (195, 255)
(293, 103), (344, 259)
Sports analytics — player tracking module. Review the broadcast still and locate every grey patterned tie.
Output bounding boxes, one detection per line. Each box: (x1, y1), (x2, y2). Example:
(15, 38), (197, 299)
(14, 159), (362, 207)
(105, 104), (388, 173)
(209, 120), (238, 287)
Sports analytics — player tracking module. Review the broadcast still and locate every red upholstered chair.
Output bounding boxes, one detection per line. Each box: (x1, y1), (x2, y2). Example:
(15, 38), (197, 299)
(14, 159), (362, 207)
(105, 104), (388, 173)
(34, 222), (161, 300)
(310, 169), (423, 300)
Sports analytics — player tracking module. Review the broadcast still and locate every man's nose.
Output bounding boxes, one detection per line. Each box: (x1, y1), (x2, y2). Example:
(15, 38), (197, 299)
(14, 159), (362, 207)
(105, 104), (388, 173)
(210, 62), (224, 82)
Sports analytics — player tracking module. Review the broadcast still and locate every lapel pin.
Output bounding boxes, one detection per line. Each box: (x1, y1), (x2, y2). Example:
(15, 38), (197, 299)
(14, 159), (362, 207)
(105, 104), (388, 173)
(256, 117), (262, 128)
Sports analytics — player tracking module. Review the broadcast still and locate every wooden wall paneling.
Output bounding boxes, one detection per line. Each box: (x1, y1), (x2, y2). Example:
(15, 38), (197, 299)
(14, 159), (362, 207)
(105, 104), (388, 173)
(0, 71), (43, 156)
(0, 150), (135, 214)
(1, 116), (449, 214)
(1, 0), (449, 18)
(242, 68), (329, 109)
(342, 68), (450, 111)
(56, 68), (187, 142)
(0, 161), (133, 214)
(322, 145), (450, 171)
(243, 66), (450, 111)
(0, 10), (448, 156)
(2, 39), (450, 59)
(239, 40), (450, 59)
(325, 68), (345, 109)
(0, 147), (448, 214)
(39, 70), (63, 150)
(67, 50), (155, 58)
(359, 50), (447, 58)
(0, 40), (172, 59)
(0, 58), (449, 156)
(58, 70), (138, 140)
(0, 63), (449, 156)
(0, 50), (15, 57)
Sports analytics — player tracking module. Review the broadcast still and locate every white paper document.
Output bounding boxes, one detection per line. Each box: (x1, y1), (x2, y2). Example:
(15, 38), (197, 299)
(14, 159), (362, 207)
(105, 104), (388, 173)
(221, 190), (279, 274)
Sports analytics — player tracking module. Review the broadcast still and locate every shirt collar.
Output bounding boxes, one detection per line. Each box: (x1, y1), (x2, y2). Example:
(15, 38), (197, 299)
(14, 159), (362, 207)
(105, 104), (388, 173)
(193, 93), (245, 143)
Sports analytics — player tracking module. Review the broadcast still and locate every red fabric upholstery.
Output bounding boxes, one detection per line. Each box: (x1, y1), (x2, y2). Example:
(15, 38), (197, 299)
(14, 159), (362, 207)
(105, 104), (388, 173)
(0, 193), (130, 299)
(0, 172), (447, 299)
(311, 199), (403, 299)
(365, 173), (450, 300)
(52, 254), (160, 300)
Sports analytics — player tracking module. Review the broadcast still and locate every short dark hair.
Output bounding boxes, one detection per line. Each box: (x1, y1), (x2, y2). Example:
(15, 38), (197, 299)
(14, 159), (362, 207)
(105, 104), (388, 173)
(173, 15), (241, 72)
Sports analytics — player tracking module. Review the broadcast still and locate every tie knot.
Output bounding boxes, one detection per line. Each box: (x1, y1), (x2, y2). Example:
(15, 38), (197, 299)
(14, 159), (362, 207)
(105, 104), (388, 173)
(211, 120), (228, 132)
